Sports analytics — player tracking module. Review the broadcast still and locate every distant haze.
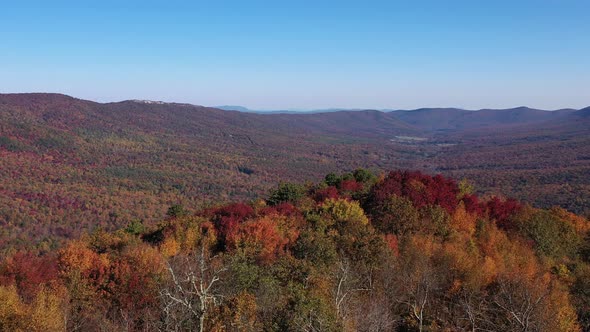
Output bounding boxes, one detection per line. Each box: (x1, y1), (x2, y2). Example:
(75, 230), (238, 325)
(1, 1), (589, 110)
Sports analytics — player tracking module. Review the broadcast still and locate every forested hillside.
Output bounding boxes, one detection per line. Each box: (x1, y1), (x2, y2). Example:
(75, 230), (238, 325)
(0, 94), (416, 250)
(1, 93), (589, 251)
(3, 0), (588, 330)
(1, 170), (589, 331)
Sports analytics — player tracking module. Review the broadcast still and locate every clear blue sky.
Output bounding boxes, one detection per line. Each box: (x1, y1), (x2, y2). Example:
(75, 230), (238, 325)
(1, 0), (588, 110)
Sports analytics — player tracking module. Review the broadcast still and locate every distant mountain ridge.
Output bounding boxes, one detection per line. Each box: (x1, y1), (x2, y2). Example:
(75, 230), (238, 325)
(391, 106), (577, 132)
(575, 105), (590, 117)
(1, 94), (587, 135)
(214, 105), (357, 114)
(213, 103), (585, 132)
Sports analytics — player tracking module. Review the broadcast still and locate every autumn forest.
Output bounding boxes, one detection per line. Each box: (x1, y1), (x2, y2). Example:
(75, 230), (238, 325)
(2, 168), (590, 331)
(1, 94), (590, 331)
(4, 0), (590, 330)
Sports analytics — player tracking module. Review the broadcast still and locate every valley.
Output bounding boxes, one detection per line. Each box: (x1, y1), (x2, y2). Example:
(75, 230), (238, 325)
(1, 93), (589, 250)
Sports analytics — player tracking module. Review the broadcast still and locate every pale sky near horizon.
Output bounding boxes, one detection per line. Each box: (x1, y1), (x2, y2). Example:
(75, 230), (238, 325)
(1, 1), (588, 110)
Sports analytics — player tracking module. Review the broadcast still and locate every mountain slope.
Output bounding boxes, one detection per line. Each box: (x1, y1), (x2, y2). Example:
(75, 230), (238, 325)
(574, 106), (590, 118)
(267, 109), (416, 137)
(390, 108), (469, 131)
(0, 93), (416, 247)
(0, 93), (589, 249)
(391, 106), (574, 132)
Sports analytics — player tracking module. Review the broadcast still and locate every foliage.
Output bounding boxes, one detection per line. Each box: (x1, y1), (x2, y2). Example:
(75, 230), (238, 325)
(321, 198), (368, 226)
(167, 204), (187, 218)
(1, 94), (590, 253)
(0, 169), (588, 330)
(516, 208), (584, 259)
(267, 182), (306, 206)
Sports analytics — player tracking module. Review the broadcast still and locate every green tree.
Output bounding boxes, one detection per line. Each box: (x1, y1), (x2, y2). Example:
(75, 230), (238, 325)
(324, 173), (341, 187)
(267, 182), (306, 205)
(167, 204), (187, 218)
(124, 219), (145, 235)
(372, 195), (420, 235)
(353, 168), (376, 184)
(518, 209), (582, 259)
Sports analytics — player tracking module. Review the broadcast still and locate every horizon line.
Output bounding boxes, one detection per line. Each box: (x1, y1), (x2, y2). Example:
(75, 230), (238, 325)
(0, 91), (586, 113)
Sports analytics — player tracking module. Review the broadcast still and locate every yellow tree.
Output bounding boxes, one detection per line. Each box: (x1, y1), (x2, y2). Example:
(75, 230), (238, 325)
(0, 284), (27, 331)
(27, 285), (67, 332)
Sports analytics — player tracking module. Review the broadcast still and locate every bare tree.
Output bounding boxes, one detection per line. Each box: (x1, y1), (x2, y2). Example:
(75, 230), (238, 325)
(491, 276), (551, 332)
(293, 309), (328, 332)
(353, 293), (396, 332)
(159, 242), (226, 332)
(333, 258), (371, 319)
(394, 246), (439, 332)
(406, 273), (431, 332)
(457, 290), (498, 332)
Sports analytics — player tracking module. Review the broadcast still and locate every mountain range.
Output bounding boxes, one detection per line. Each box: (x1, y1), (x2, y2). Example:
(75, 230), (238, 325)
(1, 93), (589, 247)
(216, 104), (582, 131)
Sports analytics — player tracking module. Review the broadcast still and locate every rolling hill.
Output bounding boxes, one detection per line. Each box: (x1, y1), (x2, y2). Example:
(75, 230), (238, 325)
(390, 106), (575, 132)
(0, 93), (589, 249)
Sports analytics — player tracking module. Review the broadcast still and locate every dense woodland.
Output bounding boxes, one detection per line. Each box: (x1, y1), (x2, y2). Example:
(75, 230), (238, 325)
(1, 94), (590, 331)
(1, 93), (589, 252)
(1, 169), (590, 331)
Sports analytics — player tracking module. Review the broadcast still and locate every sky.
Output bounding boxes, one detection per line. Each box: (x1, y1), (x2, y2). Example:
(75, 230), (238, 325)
(1, 0), (589, 110)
